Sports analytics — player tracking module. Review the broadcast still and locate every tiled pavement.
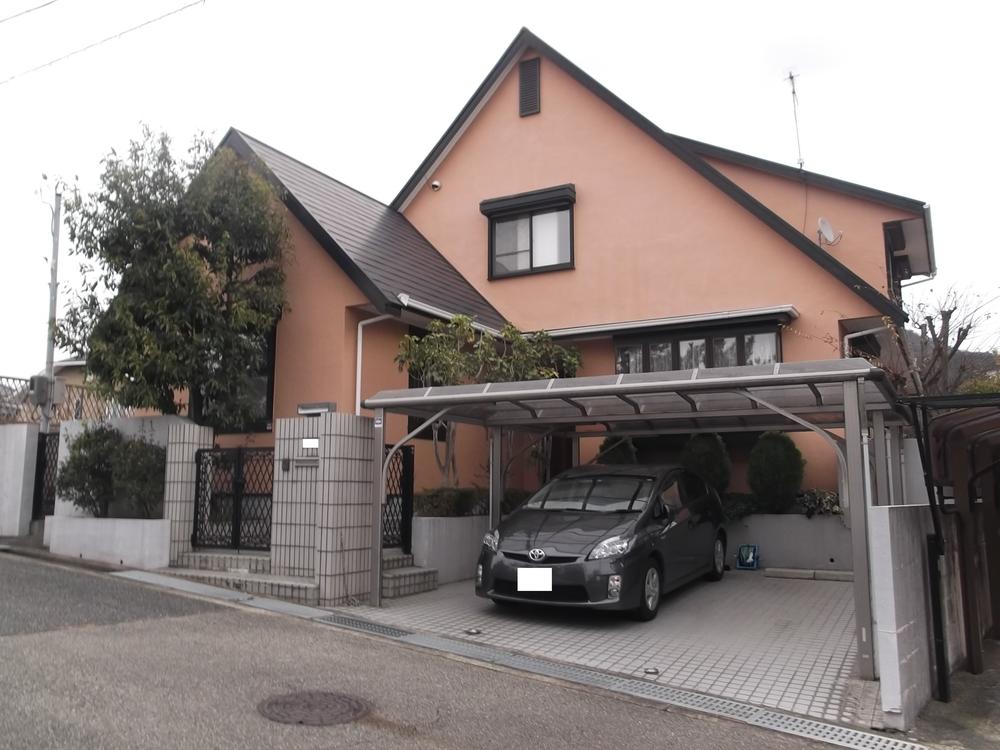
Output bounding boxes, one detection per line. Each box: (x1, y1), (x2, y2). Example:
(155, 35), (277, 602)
(338, 570), (867, 724)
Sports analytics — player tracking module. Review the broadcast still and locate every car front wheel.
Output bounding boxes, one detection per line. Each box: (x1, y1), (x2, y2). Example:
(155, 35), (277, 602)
(706, 534), (726, 582)
(631, 560), (661, 621)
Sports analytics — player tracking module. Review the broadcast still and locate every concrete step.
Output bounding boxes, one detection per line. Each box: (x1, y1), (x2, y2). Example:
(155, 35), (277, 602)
(164, 568), (317, 605)
(177, 550), (271, 575)
(382, 552), (414, 570)
(381, 566), (438, 599)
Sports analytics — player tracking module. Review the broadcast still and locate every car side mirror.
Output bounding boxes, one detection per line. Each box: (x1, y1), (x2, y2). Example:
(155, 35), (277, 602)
(653, 502), (672, 523)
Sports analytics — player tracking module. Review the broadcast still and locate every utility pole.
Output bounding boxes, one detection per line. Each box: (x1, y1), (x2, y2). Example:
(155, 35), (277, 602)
(786, 70), (805, 170)
(40, 183), (62, 434)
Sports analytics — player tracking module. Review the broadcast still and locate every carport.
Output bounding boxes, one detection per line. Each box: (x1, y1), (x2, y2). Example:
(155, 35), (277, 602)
(365, 357), (908, 682)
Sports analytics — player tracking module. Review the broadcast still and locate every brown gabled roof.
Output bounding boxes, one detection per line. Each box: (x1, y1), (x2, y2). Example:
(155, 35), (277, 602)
(222, 129), (506, 331)
(390, 28), (917, 323)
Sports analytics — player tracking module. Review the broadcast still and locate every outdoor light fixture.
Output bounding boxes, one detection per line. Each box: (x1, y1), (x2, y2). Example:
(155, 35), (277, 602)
(297, 402), (336, 417)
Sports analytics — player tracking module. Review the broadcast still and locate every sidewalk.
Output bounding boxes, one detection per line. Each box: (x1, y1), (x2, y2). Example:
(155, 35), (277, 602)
(911, 640), (1000, 750)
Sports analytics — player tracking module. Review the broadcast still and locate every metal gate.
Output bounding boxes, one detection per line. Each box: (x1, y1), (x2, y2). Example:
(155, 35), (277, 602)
(31, 432), (60, 520)
(382, 445), (414, 552)
(193, 447), (273, 550)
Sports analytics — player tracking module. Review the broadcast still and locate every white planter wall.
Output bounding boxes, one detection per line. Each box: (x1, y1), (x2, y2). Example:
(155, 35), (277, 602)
(412, 515), (490, 584)
(0, 423), (38, 536)
(724, 514), (852, 571)
(49, 516), (170, 569)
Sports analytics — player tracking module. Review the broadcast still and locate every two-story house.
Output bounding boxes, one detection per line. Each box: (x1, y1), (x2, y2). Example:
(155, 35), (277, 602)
(214, 28), (934, 495)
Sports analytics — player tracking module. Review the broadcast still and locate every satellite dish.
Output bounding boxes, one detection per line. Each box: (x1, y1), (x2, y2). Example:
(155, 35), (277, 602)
(817, 217), (842, 246)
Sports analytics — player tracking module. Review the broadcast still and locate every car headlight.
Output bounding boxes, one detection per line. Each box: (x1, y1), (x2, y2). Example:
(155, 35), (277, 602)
(482, 529), (499, 552)
(588, 536), (632, 560)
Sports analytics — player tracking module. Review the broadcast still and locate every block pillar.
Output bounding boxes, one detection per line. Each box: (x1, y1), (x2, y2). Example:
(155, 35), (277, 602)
(163, 421), (213, 565)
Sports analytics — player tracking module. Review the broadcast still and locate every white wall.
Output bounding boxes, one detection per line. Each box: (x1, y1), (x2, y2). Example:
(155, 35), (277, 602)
(412, 515), (490, 583)
(868, 503), (968, 730)
(48, 516), (170, 569)
(0, 423), (39, 536)
(54, 415), (188, 517)
(724, 514), (853, 571)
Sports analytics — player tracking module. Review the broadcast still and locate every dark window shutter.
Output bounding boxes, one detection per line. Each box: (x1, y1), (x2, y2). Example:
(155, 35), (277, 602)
(519, 58), (540, 116)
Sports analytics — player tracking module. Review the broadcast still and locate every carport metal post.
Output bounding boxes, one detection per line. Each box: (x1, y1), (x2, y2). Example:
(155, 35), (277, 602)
(489, 427), (503, 529)
(872, 411), (890, 507)
(888, 425), (905, 505)
(844, 378), (876, 680)
(370, 408), (386, 607)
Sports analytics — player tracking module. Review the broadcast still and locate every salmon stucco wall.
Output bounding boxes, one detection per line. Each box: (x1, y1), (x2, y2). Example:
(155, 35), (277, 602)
(402, 48), (888, 367)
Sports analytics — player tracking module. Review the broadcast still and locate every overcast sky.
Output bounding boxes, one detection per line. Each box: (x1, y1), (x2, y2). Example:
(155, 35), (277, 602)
(1, 0), (996, 377)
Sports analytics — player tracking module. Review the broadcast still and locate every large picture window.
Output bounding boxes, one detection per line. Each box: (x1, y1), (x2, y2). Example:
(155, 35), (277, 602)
(615, 328), (780, 374)
(480, 184), (575, 279)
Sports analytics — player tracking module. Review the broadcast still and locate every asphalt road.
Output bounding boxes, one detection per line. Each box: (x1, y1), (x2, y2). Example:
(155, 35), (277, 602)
(0, 553), (830, 750)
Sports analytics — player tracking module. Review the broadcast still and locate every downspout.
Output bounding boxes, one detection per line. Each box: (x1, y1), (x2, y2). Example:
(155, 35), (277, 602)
(356, 314), (393, 416)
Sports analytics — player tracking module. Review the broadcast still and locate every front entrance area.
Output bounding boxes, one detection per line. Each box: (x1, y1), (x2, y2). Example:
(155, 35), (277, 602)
(342, 570), (866, 725)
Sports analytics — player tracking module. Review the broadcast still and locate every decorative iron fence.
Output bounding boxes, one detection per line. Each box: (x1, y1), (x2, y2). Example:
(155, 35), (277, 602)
(31, 432), (60, 519)
(0, 376), (132, 426)
(193, 447), (273, 550)
(382, 445), (415, 551)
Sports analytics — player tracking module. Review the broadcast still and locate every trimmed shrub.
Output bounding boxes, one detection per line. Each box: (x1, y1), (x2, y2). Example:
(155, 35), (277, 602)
(680, 433), (731, 493)
(56, 425), (120, 518)
(57, 426), (167, 519)
(414, 487), (484, 517)
(597, 436), (637, 464)
(747, 432), (805, 513)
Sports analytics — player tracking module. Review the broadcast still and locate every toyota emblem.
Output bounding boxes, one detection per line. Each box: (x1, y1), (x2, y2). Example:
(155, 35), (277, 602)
(528, 548), (546, 562)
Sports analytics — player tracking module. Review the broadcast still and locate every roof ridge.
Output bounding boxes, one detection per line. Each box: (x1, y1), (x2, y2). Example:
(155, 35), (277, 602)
(387, 28), (907, 323)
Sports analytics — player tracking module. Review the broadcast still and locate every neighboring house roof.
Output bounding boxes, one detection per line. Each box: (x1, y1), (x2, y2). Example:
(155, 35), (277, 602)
(221, 129), (506, 331)
(390, 27), (914, 323)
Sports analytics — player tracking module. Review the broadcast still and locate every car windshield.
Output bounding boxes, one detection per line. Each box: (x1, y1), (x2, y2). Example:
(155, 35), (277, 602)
(523, 475), (655, 513)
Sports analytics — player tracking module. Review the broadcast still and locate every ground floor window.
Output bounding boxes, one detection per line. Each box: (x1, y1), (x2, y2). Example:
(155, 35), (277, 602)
(615, 328), (780, 374)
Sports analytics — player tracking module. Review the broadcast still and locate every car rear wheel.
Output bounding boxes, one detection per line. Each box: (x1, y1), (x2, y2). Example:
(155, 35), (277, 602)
(706, 534), (726, 581)
(631, 560), (661, 621)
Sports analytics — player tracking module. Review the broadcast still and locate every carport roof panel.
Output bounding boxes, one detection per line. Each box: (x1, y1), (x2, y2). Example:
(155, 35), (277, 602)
(365, 358), (903, 430)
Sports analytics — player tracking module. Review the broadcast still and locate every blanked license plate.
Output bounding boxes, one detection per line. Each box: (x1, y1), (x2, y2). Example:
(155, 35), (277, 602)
(517, 567), (552, 592)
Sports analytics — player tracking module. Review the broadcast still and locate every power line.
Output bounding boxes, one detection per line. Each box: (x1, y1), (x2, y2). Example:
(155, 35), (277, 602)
(0, 0), (59, 27)
(0, 0), (205, 87)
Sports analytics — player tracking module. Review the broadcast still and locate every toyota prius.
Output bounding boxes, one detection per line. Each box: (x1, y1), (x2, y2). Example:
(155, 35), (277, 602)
(475, 464), (726, 620)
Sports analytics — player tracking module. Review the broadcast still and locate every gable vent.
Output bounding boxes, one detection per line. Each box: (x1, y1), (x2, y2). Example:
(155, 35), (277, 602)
(519, 58), (541, 116)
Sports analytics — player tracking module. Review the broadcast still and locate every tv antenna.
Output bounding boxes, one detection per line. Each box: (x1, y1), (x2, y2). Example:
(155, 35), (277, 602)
(786, 71), (804, 170)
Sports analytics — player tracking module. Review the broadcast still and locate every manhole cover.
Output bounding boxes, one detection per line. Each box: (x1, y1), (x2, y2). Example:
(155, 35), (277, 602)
(257, 691), (371, 726)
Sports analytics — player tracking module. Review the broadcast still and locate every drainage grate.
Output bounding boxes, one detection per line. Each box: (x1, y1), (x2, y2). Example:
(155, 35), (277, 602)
(257, 691), (370, 726)
(315, 613), (412, 639)
(318, 622), (926, 750)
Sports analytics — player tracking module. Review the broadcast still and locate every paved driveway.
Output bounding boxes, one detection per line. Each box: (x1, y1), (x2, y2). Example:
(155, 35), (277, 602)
(342, 570), (862, 723)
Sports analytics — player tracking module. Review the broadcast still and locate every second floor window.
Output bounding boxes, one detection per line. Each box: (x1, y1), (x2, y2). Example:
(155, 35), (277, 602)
(492, 208), (571, 276)
(480, 184), (576, 279)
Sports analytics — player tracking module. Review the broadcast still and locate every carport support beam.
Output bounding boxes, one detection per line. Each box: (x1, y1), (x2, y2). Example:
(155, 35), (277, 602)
(872, 411), (890, 507)
(370, 408), (386, 607)
(844, 379), (876, 680)
(888, 425), (905, 505)
(489, 427), (503, 529)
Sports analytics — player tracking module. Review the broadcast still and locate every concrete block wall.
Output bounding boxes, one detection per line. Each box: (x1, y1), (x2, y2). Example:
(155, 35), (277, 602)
(869, 504), (934, 730)
(315, 413), (375, 607)
(270, 417), (319, 577)
(0, 423), (39, 536)
(164, 421), (214, 564)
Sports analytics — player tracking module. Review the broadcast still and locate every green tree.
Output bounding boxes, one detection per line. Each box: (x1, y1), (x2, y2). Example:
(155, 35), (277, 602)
(959, 371), (1000, 395)
(748, 432), (805, 513)
(396, 315), (581, 486)
(680, 433), (731, 493)
(57, 127), (289, 430)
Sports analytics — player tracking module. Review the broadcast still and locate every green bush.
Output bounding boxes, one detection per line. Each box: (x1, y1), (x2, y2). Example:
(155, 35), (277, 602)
(597, 436), (637, 464)
(680, 433), (731, 493)
(414, 487), (484, 517)
(747, 432), (805, 513)
(720, 492), (760, 521)
(57, 425), (167, 519)
(56, 425), (120, 518)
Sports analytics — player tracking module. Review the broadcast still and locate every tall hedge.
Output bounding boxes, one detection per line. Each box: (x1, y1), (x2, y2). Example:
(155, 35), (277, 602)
(680, 433), (731, 493)
(747, 432), (805, 513)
